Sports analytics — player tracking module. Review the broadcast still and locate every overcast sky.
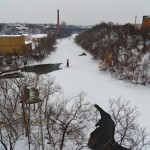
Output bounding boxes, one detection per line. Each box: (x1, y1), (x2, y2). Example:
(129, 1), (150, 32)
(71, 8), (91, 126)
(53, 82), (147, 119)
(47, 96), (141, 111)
(0, 0), (149, 25)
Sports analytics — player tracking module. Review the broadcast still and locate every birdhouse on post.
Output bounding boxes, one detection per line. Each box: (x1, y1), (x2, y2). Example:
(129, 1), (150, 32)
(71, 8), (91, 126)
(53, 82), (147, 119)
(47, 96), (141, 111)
(27, 88), (42, 104)
(21, 87), (42, 104)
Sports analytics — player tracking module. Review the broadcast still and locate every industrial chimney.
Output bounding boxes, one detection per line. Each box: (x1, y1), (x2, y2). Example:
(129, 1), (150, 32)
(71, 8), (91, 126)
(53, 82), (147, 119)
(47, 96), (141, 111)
(57, 9), (60, 34)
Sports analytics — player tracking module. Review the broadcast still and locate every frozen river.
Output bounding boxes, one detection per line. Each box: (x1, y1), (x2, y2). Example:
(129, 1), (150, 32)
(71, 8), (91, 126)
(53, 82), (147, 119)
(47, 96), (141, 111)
(42, 34), (150, 131)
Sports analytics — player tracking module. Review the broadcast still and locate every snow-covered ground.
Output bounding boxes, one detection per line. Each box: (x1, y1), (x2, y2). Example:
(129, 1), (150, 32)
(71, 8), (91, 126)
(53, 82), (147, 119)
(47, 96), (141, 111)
(41, 34), (150, 131)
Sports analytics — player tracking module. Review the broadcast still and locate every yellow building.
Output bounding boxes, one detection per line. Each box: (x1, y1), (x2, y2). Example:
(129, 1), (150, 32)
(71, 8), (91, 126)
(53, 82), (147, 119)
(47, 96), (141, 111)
(0, 35), (32, 55)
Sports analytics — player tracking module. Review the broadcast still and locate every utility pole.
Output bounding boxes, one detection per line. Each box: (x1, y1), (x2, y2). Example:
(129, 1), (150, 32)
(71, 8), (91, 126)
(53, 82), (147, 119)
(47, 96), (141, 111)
(135, 16), (137, 25)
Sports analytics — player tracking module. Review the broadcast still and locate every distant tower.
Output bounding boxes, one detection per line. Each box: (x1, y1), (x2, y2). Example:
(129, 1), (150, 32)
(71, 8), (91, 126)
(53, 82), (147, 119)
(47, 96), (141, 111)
(57, 9), (60, 34)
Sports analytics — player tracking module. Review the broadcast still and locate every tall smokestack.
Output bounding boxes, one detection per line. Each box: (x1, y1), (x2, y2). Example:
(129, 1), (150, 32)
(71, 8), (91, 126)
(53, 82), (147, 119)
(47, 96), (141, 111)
(57, 9), (60, 34)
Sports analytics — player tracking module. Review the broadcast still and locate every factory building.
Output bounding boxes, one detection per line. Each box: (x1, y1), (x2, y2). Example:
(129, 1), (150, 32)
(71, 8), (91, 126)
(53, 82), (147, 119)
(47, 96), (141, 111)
(0, 35), (32, 55)
(142, 16), (150, 28)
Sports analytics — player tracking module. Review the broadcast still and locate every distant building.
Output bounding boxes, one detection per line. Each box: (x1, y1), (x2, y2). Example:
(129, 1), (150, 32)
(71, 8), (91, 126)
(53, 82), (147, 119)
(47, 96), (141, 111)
(142, 16), (150, 28)
(0, 35), (32, 55)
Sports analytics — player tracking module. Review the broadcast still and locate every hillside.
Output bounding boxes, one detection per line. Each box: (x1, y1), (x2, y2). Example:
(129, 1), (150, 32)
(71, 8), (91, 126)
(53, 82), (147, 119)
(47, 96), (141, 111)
(75, 22), (150, 85)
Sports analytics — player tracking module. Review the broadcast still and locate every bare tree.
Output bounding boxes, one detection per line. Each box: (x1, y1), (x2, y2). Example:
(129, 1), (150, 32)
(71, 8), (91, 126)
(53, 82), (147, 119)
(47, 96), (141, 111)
(108, 98), (150, 150)
(0, 79), (22, 150)
(44, 92), (95, 150)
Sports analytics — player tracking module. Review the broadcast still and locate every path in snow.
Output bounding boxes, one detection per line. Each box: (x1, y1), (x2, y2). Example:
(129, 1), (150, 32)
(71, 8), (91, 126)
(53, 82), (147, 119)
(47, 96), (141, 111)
(42, 35), (150, 130)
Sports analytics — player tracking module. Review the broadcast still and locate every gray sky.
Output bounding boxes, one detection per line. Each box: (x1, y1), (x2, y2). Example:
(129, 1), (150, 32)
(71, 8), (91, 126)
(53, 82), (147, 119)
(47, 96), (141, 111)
(0, 0), (149, 25)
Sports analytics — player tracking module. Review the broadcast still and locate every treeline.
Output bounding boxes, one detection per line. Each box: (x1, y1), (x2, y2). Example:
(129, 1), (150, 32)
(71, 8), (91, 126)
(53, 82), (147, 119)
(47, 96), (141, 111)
(75, 22), (150, 85)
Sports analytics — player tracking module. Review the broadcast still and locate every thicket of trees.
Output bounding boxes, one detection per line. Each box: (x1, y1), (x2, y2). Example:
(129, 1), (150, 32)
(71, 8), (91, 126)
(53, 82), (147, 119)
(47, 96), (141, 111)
(31, 36), (56, 61)
(0, 75), (150, 150)
(75, 22), (150, 85)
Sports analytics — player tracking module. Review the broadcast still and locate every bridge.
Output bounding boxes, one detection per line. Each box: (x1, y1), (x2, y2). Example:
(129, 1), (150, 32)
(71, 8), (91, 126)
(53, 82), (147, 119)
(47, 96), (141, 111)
(44, 25), (90, 38)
